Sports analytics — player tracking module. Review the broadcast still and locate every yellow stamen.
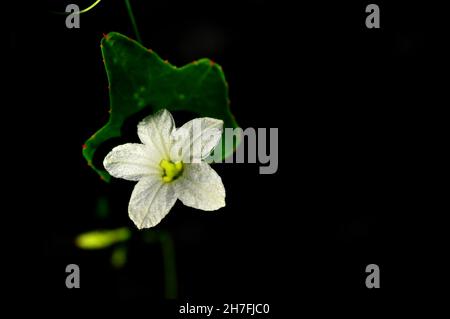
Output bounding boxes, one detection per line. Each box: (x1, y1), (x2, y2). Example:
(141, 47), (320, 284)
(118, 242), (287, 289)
(160, 159), (184, 183)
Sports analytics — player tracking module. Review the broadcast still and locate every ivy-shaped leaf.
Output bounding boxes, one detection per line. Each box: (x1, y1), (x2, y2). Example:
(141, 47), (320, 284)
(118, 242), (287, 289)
(83, 32), (239, 181)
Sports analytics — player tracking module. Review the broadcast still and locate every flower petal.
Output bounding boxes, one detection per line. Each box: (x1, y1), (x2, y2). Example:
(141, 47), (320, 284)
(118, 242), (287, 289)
(137, 109), (175, 160)
(128, 177), (177, 229)
(173, 162), (225, 210)
(104, 143), (162, 181)
(170, 117), (223, 163)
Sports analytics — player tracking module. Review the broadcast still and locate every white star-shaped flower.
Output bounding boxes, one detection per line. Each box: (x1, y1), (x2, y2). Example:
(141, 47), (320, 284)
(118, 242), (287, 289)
(103, 109), (226, 229)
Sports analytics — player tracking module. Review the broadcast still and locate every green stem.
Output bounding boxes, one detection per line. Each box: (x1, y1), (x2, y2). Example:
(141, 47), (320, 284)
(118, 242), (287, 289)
(142, 230), (178, 299)
(124, 0), (142, 44)
(50, 0), (103, 15)
(159, 231), (178, 299)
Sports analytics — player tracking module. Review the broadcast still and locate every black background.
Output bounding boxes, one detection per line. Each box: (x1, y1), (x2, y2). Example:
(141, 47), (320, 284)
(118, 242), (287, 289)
(9, 0), (446, 315)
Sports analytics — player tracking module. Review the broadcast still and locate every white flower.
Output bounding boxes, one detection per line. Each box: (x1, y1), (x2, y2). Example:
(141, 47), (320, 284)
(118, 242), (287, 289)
(103, 109), (226, 229)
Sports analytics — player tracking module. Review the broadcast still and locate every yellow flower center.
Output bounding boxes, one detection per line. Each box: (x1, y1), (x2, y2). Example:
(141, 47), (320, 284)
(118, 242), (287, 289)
(160, 159), (184, 183)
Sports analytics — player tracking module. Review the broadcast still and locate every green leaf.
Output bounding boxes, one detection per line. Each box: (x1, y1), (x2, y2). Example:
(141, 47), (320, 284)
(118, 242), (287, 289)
(83, 32), (239, 181)
(75, 227), (131, 250)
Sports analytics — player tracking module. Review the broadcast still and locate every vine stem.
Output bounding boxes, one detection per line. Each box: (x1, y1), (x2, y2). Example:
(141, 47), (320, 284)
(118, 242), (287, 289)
(124, 0), (143, 44)
(49, 0), (102, 15)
